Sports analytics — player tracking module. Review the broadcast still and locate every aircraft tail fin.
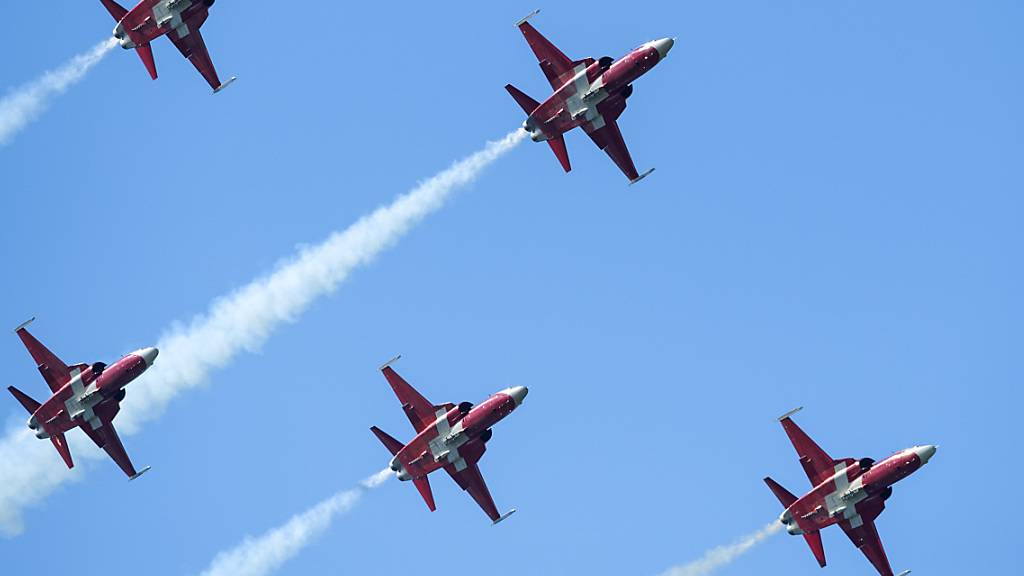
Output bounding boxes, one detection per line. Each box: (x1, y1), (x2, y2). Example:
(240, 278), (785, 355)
(504, 83), (541, 116)
(802, 530), (827, 567)
(763, 476), (798, 508)
(99, 0), (129, 21)
(135, 44), (158, 80)
(50, 433), (74, 470)
(370, 426), (405, 457)
(546, 135), (571, 173)
(7, 386), (41, 415)
(412, 475), (436, 512)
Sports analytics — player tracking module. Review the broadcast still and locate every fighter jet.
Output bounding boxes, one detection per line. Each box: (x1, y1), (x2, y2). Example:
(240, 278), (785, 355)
(99, 0), (236, 93)
(506, 10), (673, 183)
(7, 319), (157, 480)
(370, 357), (527, 524)
(764, 407), (936, 576)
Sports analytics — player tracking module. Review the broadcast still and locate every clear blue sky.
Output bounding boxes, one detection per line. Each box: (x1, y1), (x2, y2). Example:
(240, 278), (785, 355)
(1, 1), (1020, 574)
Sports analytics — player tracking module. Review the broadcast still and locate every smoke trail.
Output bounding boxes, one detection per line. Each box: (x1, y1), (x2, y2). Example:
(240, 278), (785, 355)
(198, 469), (391, 576)
(659, 522), (783, 576)
(0, 38), (118, 146)
(0, 130), (526, 536)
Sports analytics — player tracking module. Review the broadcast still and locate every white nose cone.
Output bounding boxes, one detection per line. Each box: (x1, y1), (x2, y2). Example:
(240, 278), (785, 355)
(650, 37), (674, 58)
(913, 445), (937, 465)
(504, 386), (529, 406)
(134, 347), (159, 367)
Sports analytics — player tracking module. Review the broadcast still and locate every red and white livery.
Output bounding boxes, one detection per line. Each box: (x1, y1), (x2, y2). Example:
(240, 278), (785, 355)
(370, 357), (528, 524)
(99, 0), (235, 93)
(7, 318), (157, 480)
(764, 407), (936, 576)
(506, 10), (674, 183)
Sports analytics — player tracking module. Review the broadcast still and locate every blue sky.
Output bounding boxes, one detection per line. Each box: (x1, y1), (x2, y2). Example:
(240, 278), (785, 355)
(0, 1), (1021, 574)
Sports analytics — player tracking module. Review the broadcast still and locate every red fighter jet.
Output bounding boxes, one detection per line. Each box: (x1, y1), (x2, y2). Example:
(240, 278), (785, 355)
(99, 0), (236, 93)
(764, 407), (937, 576)
(7, 319), (157, 480)
(506, 10), (674, 184)
(370, 357), (528, 524)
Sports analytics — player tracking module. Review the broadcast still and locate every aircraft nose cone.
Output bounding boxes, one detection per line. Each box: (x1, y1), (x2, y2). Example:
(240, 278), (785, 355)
(652, 37), (674, 58)
(914, 444), (937, 464)
(507, 386), (529, 406)
(135, 347), (159, 367)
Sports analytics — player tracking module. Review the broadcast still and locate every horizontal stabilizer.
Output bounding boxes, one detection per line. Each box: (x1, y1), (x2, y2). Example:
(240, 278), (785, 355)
(505, 83), (541, 116)
(803, 530), (827, 567)
(764, 476), (798, 508)
(897, 571), (911, 576)
(8, 386), (41, 414)
(493, 509), (517, 525)
(370, 426), (405, 457)
(136, 44), (158, 80)
(547, 135), (571, 173)
(100, 0), (129, 22)
(50, 433), (74, 469)
(413, 476), (435, 512)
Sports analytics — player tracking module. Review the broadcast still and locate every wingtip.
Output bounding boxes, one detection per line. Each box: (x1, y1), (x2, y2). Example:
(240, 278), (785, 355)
(14, 317), (35, 333)
(213, 76), (238, 94)
(629, 168), (656, 185)
(515, 9), (540, 27)
(778, 406), (803, 422)
(493, 508), (517, 524)
(379, 355), (401, 371)
(129, 466), (152, 481)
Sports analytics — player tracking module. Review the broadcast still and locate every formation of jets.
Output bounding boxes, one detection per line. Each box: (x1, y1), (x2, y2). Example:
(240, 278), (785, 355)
(4, 7), (942, 576)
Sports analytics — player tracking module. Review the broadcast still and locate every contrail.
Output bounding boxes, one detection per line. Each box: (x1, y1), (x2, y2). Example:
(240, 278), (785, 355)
(198, 469), (392, 576)
(659, 521), (783, 576)
(0, 129), (526, 536)
(0, 38), (118, 146)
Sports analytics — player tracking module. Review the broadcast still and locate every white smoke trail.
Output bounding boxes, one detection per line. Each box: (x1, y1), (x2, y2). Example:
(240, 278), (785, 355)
(659, 522), (783, 576)
(0, 38), (118, 146)
(198, 469), (392, 576)
(0, 130), (526, 536)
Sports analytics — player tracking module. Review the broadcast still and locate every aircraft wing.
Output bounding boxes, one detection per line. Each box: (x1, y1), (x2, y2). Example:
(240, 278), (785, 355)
(381, 366), (438, 433)
(166, 11), (230, 92)
(444, 454), (503, 522)
(778, 409), (841, 486)
(517, 17), (590, 89)
(584, 119), (643, 182)
(839, 512), (895, 576)
(15, 321), (70, 393)
(78, 402), (147, 480)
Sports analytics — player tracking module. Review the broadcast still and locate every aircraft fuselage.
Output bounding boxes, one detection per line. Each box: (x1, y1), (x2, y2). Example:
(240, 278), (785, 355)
(390, 387), (527, 480)
(526, 39), (673, 142)
(113, 0), (211, 49)
(28, 348), (157, 438)
(780, 445), (937, 535)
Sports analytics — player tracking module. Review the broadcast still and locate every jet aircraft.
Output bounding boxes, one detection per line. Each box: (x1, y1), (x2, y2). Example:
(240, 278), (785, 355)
(99, 0), (236, 93)
(506, 10), (674, 183)
(370, 357), (527, 524)
(7, 319), (157, 480)
(764, 407), (936, 576)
